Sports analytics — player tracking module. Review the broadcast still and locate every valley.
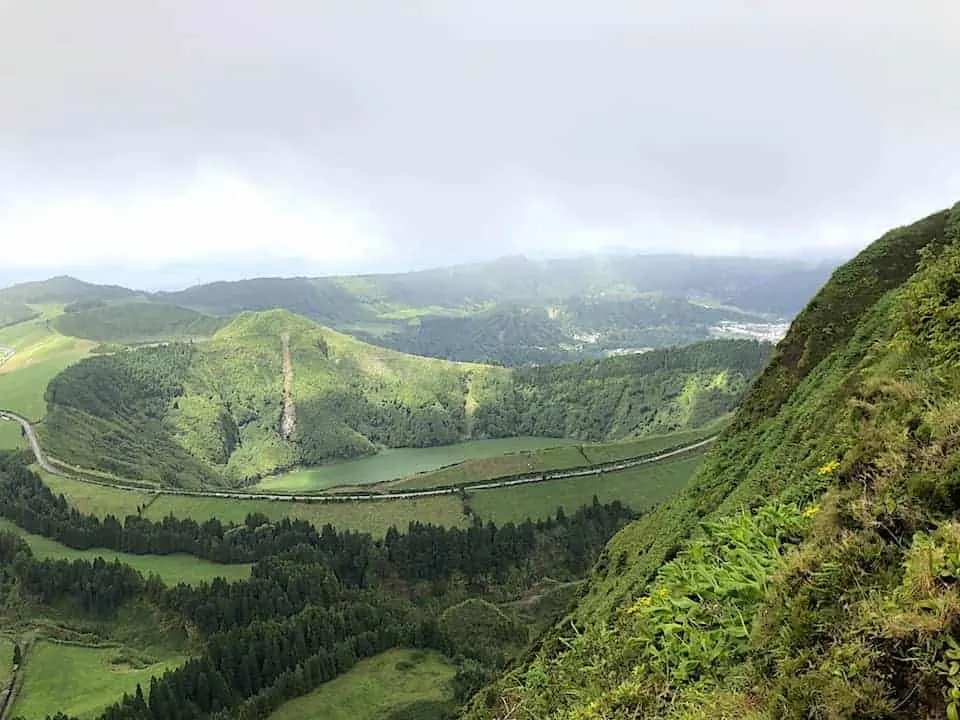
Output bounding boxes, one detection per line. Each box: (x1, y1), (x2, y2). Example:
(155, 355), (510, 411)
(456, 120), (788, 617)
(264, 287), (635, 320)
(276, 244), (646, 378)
(11, 224), (955, 720)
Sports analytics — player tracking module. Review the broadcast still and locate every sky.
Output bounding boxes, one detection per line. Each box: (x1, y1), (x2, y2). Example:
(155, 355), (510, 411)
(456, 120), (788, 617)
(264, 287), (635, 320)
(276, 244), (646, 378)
(2, 1), (959, 288)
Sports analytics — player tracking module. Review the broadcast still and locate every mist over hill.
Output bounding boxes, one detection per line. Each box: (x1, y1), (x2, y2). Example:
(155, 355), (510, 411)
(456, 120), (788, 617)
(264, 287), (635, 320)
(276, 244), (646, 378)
(0, 253), (833, 365)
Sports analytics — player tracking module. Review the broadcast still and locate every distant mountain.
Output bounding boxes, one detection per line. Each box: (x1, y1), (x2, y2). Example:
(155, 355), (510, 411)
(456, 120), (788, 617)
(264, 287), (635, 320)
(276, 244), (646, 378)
(0, 253), (835, 364)
(0, 275), (137, 305)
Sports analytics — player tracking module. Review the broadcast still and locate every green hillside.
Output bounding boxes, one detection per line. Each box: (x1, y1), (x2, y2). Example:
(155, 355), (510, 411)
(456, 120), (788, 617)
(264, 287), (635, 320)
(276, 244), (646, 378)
(39, 309), (765, 487)
(0, 276), (135, 305)
(54, 299), (228, 344)
(0, 299), (37, 329)
(465, 203), (960, 718)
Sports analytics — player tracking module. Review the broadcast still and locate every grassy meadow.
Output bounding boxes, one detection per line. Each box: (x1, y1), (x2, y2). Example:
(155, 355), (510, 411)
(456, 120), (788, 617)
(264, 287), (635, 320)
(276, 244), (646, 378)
(0, 313), (95, 421)
(38, 470), (467, 536)
(268, 649), (456, 720)
(0, 518), (251, 585)
(470, 452), (707, 525)
(0, 418), (26, 451)
(11, 640), (185, 720)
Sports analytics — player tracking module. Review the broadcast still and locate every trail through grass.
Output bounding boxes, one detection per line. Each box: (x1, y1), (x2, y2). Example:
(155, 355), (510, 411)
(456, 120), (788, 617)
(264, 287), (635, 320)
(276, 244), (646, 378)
(268, 649), (455, 720)
(11, 640), (184, 720)
(0, 518), (251, 585)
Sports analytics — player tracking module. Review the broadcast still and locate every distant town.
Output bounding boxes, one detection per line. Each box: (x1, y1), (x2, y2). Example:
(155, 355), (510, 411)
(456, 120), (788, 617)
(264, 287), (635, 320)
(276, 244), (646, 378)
(708, 320), (790, 343)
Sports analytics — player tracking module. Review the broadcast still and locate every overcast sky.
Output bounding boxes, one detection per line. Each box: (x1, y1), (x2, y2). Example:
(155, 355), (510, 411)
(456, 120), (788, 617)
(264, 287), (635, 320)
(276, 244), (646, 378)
(2, 0), (959, 285)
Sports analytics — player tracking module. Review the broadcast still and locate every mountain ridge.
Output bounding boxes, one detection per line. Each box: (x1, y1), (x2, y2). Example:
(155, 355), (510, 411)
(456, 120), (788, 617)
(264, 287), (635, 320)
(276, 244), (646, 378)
(0, 254), (830, 366)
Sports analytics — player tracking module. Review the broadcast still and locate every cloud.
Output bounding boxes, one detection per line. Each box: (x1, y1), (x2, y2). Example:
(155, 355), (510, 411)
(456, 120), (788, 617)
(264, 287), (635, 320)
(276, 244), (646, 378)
(2, 0), (959, 273)
(0, 164), (390, 270)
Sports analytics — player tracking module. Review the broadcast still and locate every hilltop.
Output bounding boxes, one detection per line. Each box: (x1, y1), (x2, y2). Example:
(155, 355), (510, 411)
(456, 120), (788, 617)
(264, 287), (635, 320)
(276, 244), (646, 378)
(39, 309), (767, 487)
(465, 203), (960, 718)
(0, 253), (831, 365)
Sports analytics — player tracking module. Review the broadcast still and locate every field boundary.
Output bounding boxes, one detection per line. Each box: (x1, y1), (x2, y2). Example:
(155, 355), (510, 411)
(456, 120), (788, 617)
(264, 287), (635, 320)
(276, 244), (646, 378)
(0, 408), (717, 503)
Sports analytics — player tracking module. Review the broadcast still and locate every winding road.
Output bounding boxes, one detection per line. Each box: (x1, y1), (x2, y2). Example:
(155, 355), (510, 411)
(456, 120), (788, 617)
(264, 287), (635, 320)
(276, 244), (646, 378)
(0, 408), (717, 502)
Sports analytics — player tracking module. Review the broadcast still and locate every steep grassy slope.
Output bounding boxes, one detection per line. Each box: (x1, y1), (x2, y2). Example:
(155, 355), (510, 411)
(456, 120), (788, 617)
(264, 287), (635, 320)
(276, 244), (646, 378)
(40, 310), (765, 487)
(466, 203), (960, 719)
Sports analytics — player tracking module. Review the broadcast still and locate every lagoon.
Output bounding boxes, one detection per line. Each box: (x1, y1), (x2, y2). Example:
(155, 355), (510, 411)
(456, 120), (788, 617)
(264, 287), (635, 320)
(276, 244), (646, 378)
(253, 436), (578, 492)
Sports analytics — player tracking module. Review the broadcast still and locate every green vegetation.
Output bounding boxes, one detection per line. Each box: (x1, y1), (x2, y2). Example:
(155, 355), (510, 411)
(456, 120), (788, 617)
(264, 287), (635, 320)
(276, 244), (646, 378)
(33, 427), (708, 538)
(255, 436), (579, 492)
(0, 316), (95, 420)
(267, 649), (456, 720)
(0, 420), (26, 451)
(55, 299), (228, 344)
(0, 276), (134, 306)
(39, 470), (467, 537)
(0, 299), (36, 329)
(41, 309), (763, 488)
(470, 453), (705, 525)
(0, 518), (250, 585)
(465, 202), (960, 719)
(11, 640), (185, 720)
(0, 635), (14, 687)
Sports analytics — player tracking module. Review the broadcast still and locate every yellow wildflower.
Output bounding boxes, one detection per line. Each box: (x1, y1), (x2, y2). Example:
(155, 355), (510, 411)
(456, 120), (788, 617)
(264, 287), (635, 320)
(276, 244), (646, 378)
(627, 596), (654, 614)
(802, 505), (820, 519)
(817, 460), (841, 476)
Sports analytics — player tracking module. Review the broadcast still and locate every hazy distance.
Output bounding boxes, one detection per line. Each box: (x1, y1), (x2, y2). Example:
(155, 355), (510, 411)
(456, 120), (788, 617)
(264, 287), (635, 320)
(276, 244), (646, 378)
(2, 1), (958, 287)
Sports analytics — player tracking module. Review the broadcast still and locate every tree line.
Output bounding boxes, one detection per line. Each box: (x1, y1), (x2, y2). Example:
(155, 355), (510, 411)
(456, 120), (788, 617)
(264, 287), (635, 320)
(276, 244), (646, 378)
(1, 448), (637, 720)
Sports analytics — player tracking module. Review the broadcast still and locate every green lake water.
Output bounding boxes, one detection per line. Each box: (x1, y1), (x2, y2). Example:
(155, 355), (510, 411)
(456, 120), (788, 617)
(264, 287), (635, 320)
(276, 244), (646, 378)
(254, 437), (578, 492)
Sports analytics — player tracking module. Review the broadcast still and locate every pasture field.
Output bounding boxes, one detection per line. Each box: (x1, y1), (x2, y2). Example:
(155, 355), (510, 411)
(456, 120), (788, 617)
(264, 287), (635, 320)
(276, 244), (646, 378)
(0, 315), (95, 420)
(39, 470), (154, 518)
(0, 419), (26, 450)
(39, 471), (466, 537)
(11, 640), (184, 720)
(145, 493), (467, 537)
(0, 518), (251, 585)
(268, 649), (456, 720)
(0, 636), (14, 688)
(470, 452), (707, 525)
(253, 436), (579, 493)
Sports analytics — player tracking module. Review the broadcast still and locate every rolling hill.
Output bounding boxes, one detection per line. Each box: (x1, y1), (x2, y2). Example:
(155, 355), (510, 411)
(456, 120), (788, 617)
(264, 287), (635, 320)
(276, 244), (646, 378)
(463, 203), (960, 718)
(0, 253), (831, 366)
(38, 310), (768, 487)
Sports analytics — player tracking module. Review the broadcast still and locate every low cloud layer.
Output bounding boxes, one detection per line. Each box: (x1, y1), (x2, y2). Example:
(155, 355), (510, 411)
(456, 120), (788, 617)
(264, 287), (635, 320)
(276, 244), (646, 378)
(2, 0), (959, 277)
